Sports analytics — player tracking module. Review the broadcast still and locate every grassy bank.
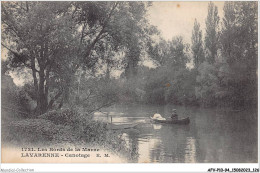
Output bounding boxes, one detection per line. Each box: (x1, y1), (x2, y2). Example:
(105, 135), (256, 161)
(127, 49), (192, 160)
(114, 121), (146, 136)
(2, 108), (138, 162)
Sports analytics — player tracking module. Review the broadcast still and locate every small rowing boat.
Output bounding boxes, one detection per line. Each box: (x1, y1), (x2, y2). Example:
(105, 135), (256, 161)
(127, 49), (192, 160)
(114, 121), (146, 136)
(150, 117), (190, 125)
(106, 123), (139, 130)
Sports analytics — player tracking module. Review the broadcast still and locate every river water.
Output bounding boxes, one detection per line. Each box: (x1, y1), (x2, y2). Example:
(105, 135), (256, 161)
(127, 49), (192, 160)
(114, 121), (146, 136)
(94, 104), (258, 163)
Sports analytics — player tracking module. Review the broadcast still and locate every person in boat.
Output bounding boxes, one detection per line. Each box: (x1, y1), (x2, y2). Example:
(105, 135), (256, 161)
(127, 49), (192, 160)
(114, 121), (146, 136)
(171, 109), (178, 120)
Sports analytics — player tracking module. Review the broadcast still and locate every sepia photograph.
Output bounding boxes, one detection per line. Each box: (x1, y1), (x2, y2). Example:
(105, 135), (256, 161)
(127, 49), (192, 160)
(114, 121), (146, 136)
(0, 0), (258, 170)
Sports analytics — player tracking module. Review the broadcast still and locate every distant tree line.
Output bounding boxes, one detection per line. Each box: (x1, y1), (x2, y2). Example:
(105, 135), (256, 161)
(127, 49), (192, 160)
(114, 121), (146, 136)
(116, 2), (257, 109)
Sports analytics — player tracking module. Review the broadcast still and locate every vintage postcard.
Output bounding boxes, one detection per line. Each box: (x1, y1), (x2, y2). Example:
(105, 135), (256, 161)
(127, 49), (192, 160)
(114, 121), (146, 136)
(1, 1), (258, 171)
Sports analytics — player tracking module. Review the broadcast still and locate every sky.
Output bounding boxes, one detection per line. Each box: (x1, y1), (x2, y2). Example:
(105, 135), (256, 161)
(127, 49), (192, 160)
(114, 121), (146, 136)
(147, 1), (225, 43)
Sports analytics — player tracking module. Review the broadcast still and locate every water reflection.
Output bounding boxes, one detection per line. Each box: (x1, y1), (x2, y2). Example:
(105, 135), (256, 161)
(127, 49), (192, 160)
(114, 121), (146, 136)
(152, 124), (162, 130)
(184, 137), (196, 163)
(94, 104), (257, 163)
(138, 137), (162, 163)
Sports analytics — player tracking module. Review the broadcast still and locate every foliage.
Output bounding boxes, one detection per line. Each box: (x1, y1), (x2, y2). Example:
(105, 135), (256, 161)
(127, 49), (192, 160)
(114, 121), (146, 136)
(2, 107), (136, 161)
(204, 2), (220, 64)
(2, 1), (157, 115)
(2, 2), (79, 114)
(1, 72), (33, 116)
(1, 2), (258, 162)
(167, 36), (189, 69)
(167, 68), (198, 105)
(39, 108), (83, 126)
(65, 72), (119, 113)
(1, 1), (257, 145)
(74, 2), (158, 79)
(144, 67), (169, 104)
(79, 119), (107, 142)
(144, 36), (196, 105)
(217, 1), (258, 108)
(2, 119), (59, 145)
(194, 1), (257, 108)
(195, 62), (218, 107)
(192, 19), (205, 68)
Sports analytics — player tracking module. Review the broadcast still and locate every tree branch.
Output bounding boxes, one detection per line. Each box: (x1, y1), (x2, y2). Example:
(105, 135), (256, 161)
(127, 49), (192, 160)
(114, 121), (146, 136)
(47, 89), (63, 109)
(71, 3), (79, 19)
(26, 2), (29, 12)
(18, 2), (28, 12)
(82, 90), (93, 102)
(2, 5), (22, 38)
(82, 2), (119, 61)
(87, 101), (116, 115)
(80, 22), (87, 45)
(1, 43), (34, 70)
(31, 57), (39, 100)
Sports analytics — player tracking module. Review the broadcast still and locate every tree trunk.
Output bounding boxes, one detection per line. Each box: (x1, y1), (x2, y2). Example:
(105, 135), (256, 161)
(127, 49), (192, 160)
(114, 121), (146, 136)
(35, 68), (48, 115)
(34, 59), (48, 115)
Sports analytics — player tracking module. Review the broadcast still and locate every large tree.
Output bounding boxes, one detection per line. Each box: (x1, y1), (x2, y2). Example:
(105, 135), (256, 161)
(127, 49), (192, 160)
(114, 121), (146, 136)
(191, 19), (205, 69)
(148, 40), (165, 64)
(2, 2), (156, 114)
(205, 2), (219, 64)
(2, 2), (78, 114)
(72, 2), (157, 78)
(218, 1), (258, 107)
(167, 36), (189, 69)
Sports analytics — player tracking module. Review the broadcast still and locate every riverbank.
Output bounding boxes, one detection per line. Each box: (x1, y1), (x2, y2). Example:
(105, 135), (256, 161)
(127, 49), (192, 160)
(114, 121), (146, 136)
(1, 108), (137, 162)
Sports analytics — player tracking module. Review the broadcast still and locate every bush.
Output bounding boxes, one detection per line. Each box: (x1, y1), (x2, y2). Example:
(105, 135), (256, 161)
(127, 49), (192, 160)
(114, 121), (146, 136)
(39, 108), (85, 126)
(79, 120), (107, 142)
(39, 109), (110, 143)
(3, 119), (59, 145)
(38, 108), (135, 160)
(2, 108), (137, 161)
(52, 124), (79, 143)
